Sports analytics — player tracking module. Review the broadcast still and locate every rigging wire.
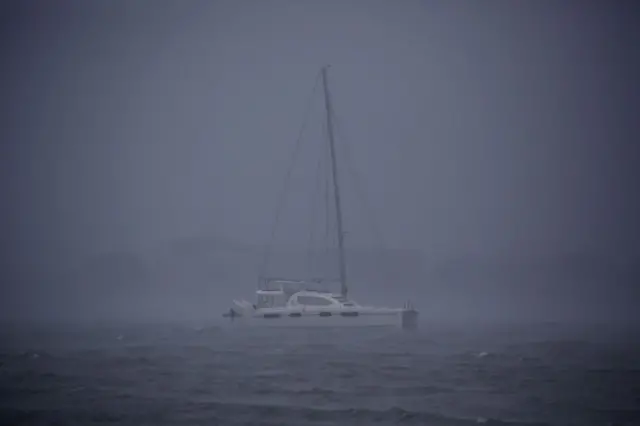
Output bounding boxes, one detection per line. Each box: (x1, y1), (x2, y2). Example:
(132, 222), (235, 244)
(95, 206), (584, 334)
(323, 119), (333, 273)
(259, 68), (387, 286)
(306, 140), (326, 278)
(332, 111), (389, 251)
(259, 70), (322, 280)
(322, 119), (342, 283)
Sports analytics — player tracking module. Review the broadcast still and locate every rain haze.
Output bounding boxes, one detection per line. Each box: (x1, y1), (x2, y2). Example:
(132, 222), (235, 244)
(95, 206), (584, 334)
(2, 1), (640, 425)
(2, 0), (638, 324)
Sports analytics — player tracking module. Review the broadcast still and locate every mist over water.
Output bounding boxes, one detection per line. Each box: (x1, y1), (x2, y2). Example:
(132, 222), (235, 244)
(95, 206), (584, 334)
(1, 0), (639, 425)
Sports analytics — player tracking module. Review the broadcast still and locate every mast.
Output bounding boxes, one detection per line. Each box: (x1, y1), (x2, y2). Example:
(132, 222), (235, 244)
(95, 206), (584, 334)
(321, 65), (348, 298)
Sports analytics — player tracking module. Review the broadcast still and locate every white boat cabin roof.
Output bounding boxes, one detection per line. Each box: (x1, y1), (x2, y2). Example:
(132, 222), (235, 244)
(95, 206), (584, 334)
(255, 288), (359, 308)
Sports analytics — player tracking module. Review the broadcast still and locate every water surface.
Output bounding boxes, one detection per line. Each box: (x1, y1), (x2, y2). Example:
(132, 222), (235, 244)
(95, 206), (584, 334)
(1, 321), (638, 425)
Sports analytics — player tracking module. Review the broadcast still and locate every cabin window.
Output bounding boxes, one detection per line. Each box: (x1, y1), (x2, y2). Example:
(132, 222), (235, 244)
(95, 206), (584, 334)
(257, 294), (285, 308)
(297, 296), (333, 306)
(257, 295), (272, 308)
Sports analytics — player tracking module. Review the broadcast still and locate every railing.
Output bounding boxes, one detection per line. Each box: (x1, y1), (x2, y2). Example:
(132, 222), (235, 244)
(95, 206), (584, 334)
(258, 276), (338, 292)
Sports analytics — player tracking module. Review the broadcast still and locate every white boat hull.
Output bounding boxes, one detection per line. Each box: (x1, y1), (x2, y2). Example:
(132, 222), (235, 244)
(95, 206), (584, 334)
(223, 285), (418, 330)
(224, 308), (418, 329)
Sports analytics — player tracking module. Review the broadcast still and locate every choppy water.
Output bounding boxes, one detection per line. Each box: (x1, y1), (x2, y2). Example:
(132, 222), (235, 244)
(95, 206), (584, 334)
(1, 321), (639, 425)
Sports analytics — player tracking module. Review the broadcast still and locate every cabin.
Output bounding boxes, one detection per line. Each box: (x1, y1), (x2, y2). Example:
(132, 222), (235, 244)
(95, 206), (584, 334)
(254, 278), (359, 309)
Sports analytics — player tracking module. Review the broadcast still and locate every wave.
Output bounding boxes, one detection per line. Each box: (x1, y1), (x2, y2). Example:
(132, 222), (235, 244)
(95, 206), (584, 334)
(0, 402), (553, 426)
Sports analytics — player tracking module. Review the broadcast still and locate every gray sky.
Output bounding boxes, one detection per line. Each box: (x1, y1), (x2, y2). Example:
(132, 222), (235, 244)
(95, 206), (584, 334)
(2, 0), (639, 271)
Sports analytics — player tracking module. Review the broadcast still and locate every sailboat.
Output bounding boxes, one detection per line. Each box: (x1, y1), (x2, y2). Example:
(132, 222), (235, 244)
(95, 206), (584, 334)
(223, 66), (418, 329)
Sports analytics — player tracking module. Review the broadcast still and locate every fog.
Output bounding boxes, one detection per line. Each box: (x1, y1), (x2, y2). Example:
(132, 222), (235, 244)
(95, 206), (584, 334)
(1, 0), (638, 325)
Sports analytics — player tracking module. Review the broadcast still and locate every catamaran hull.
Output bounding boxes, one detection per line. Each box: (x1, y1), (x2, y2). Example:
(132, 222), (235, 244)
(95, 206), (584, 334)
(224, 310), (418, 330)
